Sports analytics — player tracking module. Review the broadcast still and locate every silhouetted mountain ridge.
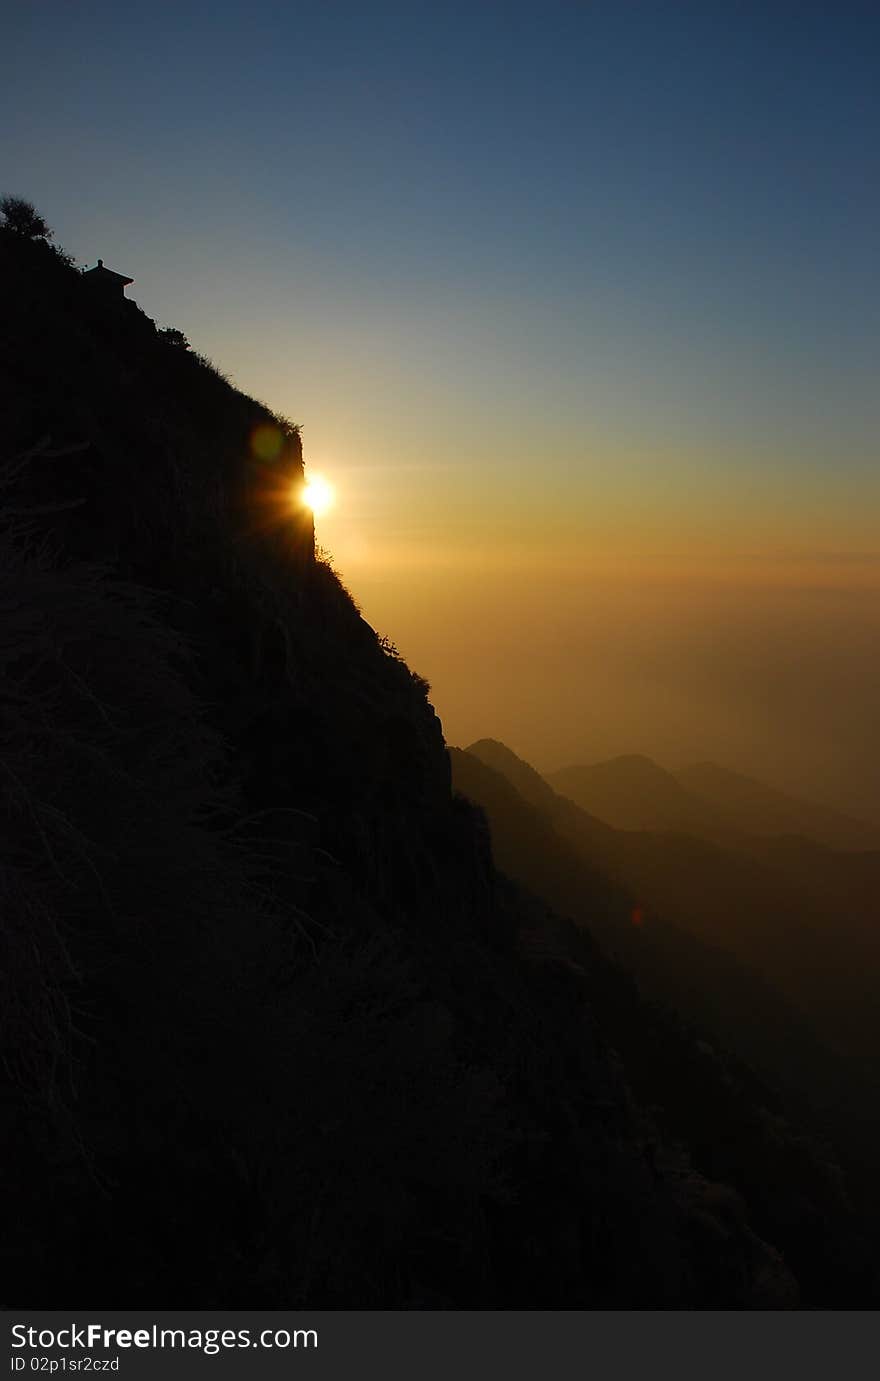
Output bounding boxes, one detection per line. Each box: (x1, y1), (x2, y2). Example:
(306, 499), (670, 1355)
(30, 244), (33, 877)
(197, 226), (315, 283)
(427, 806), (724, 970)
(677, 760), (880, 852)
(1, 221), (875, 1308)
(548, 752), (879, 852)
(450, 747), (876, 1303)
(468, 740), (880, 1061)
(549, 753), (746, 844)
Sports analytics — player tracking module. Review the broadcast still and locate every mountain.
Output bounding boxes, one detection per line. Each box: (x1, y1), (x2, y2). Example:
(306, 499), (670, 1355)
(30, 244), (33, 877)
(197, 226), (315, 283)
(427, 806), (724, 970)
(676, 761), (880, 852)
(456, 744), (873, 1094)
(491, 744), (880, 1061)
(459, 743), (880, 1191)
(1, 217), (825, 1311)
(548, 754), (879, 853)
(2, 217), (875, 1308)
(450, 748), (875, 1304)
(548, 754), (741, 843)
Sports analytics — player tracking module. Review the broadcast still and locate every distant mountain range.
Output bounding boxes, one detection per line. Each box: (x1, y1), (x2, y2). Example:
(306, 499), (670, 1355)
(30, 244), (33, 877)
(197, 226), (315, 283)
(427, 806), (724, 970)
(456, 739), (880, 1073)
(547, 754), (880, 852)
(452, 740), (880, 1280)
(5, 209), (878, 1309)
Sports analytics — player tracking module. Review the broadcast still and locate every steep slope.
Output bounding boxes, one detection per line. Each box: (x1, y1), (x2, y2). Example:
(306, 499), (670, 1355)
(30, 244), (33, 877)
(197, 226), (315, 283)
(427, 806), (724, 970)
(469, 738), (570, 816)
(470, 742), (880, 1062)
(450, 749), (878, 1302)
(0, 223), (822, 1308)
(454, 748), (852, 1100)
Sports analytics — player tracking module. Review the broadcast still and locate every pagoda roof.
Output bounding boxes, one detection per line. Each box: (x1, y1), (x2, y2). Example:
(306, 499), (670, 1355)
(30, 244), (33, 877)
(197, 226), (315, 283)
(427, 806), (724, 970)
(83, 258), (134, 286)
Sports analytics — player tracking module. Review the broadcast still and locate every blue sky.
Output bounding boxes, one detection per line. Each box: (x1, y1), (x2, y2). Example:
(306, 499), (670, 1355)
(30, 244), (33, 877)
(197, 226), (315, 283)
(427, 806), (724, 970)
(4, 1), (879, 811)
(7, 1), (879, 461)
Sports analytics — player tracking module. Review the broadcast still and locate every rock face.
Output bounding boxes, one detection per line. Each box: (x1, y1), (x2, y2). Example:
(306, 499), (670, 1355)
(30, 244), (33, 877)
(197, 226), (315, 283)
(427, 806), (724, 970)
(0, 230), (866, 1308)
(2, 235), (314, 578)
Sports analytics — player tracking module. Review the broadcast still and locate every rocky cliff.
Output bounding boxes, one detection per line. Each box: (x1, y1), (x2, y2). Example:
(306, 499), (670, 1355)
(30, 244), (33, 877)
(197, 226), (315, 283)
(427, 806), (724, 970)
(1, 226), (862, 1307)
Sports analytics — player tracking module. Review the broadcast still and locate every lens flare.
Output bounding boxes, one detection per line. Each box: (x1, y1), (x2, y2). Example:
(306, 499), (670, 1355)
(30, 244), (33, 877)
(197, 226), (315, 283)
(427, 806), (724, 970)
(300, 474), (335, 517)
(251, 423), (284, 462)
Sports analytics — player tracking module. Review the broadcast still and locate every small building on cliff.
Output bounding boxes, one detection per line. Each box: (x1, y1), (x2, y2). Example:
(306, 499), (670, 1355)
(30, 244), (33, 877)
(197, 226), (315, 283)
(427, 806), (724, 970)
(82, 258), (134, 299)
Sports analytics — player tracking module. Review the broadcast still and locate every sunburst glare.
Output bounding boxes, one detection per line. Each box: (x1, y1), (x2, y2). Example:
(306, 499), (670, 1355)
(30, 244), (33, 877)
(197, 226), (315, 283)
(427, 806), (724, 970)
(300, 474), (335, 517)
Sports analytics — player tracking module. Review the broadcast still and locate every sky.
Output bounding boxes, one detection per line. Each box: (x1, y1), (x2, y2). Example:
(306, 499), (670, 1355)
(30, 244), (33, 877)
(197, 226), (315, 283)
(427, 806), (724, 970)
(4, 1), (879, 819)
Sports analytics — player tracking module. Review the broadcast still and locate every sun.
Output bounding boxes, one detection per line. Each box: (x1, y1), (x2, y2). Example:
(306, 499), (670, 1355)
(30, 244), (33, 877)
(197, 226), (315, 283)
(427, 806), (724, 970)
(300, 474), (335, 517)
